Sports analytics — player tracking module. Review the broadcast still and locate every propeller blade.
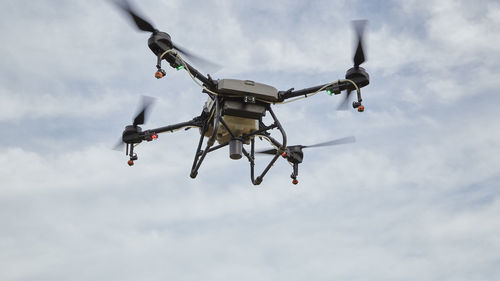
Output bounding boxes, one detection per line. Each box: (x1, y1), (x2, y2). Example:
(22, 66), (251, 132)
(173, 43), (222, 72)
(114, 0), (222, 72)
(114, 0), (156, 33)
(113, 138), (126, 151)
(256, 148), (278, 155)
(352, 20), (367, 67)
(113, 95), (155, 151)
(133, 95), (156, 126)
(256, 136), (354, 155)
(337, 89), (352, 111)
(303, 136), (356, 149)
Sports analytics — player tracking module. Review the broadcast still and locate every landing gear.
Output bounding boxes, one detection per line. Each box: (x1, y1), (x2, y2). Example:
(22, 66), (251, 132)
(126, 144), (138, 166)
(290, 162), (300, 185)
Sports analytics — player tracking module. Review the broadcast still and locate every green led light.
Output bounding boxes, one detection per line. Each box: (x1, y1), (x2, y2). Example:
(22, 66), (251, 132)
(176, 65), (184, 71)
(326, 89), (332, 96)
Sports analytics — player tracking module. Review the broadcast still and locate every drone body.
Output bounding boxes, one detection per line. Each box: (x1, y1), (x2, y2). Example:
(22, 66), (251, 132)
(114, 0), (370, 185)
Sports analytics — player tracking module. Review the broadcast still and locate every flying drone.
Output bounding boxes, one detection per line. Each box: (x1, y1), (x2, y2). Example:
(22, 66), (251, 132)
(113, 0), (370, 185)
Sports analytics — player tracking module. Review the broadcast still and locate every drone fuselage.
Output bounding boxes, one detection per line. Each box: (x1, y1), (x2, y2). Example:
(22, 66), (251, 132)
(202, 79), (279, 145)
(115, 0), (371, 185)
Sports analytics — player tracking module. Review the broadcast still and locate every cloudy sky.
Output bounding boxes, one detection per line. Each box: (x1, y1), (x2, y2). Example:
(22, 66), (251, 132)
(1, 0), (500, 280)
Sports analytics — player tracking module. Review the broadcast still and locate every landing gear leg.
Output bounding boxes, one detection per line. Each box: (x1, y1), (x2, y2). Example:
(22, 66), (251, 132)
(291, 163), (299, 185)
(126, 144), (138, 166)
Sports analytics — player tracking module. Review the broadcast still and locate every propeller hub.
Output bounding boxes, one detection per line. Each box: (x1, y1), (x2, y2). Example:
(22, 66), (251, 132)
(345, 66), (369, 88)
(286, 146), (304, 164)
(148, 31), (173, 56)
(122, 125), (143, 144)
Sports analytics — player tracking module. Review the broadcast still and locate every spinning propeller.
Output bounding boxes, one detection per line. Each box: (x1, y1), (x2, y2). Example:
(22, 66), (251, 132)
(113, 0), (219, 71)
(353, 20), (367, 68)
(257, 136), (356, 156)
(338, 20), (368, 111)
(257, 136), (356, 184)
(113, 95), (156, 152)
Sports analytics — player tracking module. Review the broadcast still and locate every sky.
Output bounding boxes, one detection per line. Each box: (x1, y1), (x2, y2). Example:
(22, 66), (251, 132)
(1, 0), (500, 280)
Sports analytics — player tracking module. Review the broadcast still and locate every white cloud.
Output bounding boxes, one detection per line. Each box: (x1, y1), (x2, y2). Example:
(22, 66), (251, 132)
(1, 0), (500, 280)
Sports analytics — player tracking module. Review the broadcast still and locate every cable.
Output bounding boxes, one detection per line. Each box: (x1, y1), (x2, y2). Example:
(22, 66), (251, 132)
(279, 79), (359, 104)
(174, 52), (220, 96)
(159, 49), (176, 60)
(159, 50), (218, 95)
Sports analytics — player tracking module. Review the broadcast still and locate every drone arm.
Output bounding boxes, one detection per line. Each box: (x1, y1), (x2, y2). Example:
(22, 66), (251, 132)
(180, 59), (213, 87)
(278, 69), (370, 102)
(161, 52), (214, 88)
(279, 84), (327, 100)
(278, 81), (353, 101)
(147, 116), (204, 135)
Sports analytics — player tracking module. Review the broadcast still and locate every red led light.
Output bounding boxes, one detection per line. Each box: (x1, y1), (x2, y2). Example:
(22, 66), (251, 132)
(152, 134), (158, 139)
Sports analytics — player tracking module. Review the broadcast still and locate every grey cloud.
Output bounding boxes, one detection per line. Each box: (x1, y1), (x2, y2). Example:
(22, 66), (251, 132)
(1, 0), (500, 280)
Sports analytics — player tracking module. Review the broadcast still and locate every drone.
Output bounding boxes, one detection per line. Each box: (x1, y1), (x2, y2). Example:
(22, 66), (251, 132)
(113, 0), (370, 185)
